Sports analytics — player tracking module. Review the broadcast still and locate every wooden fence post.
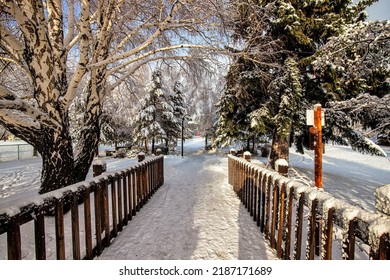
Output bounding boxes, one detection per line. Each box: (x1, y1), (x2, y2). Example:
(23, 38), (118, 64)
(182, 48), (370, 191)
(93, 160), (107, 177)
(314, 104), (323, 188)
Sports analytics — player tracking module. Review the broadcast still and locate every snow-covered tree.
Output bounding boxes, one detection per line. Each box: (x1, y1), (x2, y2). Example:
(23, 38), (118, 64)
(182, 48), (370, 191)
(325, 94), (389, 154)
(312, 20), (389, 150)
(313, 21), (389, 99)
(167, 81), (188, 144)
(170, 82), (187, 122)
(217, 0), (378, 168)
(135, 70), (178, 153)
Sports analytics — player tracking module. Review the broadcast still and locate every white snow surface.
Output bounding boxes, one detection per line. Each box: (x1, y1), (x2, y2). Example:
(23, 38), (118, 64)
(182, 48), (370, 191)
(289, 144), (390, 212)
(98, 140), (277, 260)
(0, 137), (389, 260)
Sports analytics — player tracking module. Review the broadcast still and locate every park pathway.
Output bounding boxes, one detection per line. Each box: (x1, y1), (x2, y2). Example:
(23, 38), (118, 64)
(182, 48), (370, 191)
(97, 140), (277, 260)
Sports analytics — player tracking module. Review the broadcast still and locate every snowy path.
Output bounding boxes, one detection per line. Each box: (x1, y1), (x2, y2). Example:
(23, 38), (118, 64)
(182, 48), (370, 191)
(97, 141), (277, 260)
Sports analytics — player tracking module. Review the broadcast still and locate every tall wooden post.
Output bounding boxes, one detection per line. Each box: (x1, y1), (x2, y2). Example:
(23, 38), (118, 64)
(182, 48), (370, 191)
(314, 104), (323, 189)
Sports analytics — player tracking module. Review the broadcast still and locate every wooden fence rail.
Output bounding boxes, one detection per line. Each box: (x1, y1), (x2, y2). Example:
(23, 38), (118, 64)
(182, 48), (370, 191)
(0, 156), (164, 260)
(228, 154), (390, 260)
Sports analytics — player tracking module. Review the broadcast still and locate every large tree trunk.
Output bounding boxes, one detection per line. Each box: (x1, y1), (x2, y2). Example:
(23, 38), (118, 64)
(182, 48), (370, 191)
(73, 122), (100, 183)
(38, 127), (75, 194)
(73, 69), (105, 183)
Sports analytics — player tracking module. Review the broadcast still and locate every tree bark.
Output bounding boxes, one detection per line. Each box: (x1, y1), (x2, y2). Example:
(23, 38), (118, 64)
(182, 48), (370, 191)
(73, 122), (100, 183)
(38, 127), (75, 194)
(73, 71), (105, 183)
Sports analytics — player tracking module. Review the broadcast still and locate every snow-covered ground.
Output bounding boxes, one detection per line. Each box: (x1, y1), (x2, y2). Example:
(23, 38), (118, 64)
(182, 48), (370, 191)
(289, 145), (390, 212)
(98, 137), (276, 260)
(0, 137), (389, 260)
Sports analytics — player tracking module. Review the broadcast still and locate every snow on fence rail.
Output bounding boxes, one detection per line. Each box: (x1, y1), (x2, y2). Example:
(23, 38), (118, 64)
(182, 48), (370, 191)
(228, 154), (390, 260)
(0, 156), (164, 260)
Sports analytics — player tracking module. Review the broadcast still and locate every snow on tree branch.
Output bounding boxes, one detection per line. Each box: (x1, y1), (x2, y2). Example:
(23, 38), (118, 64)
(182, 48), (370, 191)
(87, 0), (187, 69)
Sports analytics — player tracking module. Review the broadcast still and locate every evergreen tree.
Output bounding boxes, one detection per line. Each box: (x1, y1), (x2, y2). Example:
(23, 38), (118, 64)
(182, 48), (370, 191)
(167, 81), (187, 145)
(171, 82), (187, 119)
(135, 71), (178, 153)
(100, 113), (134, 149)
(217, 0), (380, 168)
(312, 20), (389, 151)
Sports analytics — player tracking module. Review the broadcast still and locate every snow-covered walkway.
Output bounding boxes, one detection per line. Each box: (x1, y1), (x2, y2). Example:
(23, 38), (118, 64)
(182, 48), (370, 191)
(97, 140), (277, 260)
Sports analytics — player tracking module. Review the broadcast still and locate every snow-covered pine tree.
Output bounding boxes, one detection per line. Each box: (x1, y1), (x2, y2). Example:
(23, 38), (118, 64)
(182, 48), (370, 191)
(100, 113), (134, 149)
(218, 0), (378, 169)
(325, 94), (389, 154)
(215, 5), (283, 151)
(268, 57), (302, 165)
(135, 70), (178, 153)
(166, 81), (187, 146)
(312, 21), (389, 149)
(171, 82), (187, 121)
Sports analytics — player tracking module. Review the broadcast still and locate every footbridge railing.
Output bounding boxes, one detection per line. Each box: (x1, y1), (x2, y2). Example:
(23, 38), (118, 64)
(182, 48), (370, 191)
(228, 154), (390, 260)
(0, 156), (164, 260)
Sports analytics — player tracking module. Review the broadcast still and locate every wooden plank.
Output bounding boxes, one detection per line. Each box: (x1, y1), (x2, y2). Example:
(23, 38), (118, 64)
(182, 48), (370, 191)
(139, 165), (144, 207)
(146, 164), (151, 199)
(245, 165), (249, 208)
(264, 176), (271, 237)
(240, 162), (244, 199)
(160, 156), (164, 185)
(7, 216), (21, 260)
(378, 233), (389, 260)
(71, 194), (81, 260)
(315, 213), (321, 257)
(270, 181), (278, 249)
(84, 188), (93, 260)
(55, 200), (65, 260)
(128, 171), (133, 220)
(136, 167), (141, 211)
(150, 161), (155, 195)
(145, 164), (149, 201)
(34, 209), (46, 260)
(277, 183), (286, 258)
(117, 175), (123, 232)
(248, 167), (252, 214)
(260, 174), (267, 232)
(250, 168), (254, 216)
(324, 208), (334, 260)
(102, 182), (110, 247)
(256, 172), (262, 227)
(307, 199), (318, 260)
(144, 164), (148, 201)
(253, 171), (258, 222)
(94, 187), (103, 255)
(123, 174), (128, 225)
(294, 193), (305, 260)
(132, 169), (137, 215)
(284, 187), (294, 260)
(239, 162), (243, 200)
(343, 219), (356, 260)
(154, 159), (158, 190)
(111, 177), (118, 237)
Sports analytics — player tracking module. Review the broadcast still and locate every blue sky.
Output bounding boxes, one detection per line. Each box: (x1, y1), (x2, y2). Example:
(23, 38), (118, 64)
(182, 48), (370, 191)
(366, 0), (390, 20)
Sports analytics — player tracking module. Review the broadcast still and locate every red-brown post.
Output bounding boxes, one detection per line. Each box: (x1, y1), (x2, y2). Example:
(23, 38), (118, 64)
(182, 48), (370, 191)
(314, 104), (323, 189)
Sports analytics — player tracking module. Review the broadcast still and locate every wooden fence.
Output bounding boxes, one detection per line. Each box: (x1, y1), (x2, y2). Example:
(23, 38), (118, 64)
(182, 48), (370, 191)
(228, 154), (390, 260)
(0, 156), (164, 260)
